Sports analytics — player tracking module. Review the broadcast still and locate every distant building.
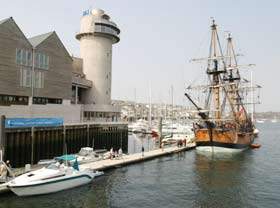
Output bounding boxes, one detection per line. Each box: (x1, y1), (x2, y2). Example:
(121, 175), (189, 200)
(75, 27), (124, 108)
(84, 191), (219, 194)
(0, 9), (121, 123)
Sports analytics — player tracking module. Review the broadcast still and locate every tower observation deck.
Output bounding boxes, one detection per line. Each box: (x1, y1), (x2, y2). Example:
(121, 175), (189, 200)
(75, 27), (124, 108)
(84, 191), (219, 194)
(76, 9), (120, 105)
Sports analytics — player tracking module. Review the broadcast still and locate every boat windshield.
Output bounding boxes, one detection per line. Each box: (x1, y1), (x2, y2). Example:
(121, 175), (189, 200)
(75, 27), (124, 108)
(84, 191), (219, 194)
(47, 163), (59, 170)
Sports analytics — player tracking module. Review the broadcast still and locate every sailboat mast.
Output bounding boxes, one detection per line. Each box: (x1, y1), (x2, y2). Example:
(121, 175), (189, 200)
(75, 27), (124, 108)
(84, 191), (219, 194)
(251, 70), (254, 122)
(171, 85), (174, 135)
(149, 83), (152, 128)
(209, 20), (221, 120)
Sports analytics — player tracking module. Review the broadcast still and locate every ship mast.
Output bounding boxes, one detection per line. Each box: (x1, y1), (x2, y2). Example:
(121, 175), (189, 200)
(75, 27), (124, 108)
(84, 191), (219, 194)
(206, 19), (226, 121)
(224, 33), (253, 126)
(224, 33), (241, 114)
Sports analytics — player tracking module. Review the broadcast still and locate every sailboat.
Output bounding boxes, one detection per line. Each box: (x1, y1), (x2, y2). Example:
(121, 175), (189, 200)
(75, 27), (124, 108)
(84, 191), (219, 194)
(185, 19), (255, 153)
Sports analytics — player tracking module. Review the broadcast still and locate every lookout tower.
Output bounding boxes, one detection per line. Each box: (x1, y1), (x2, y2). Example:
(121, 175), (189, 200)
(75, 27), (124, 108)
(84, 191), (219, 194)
(76, 9), (120, 105)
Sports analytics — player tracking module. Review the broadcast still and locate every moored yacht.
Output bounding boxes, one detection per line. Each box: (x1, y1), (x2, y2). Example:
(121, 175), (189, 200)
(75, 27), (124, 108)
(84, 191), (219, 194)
(8, 160), (103, 196)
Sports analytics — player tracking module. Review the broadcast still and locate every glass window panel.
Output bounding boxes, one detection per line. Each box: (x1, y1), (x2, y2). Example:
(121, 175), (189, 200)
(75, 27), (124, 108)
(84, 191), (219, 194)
(43, 55), (49, 69)
(46, 56), (49, 69)
(35, 53), (40, 68)
(39, 54), (44, 69)
(26, 69), (31, 87)
(27, 51), (32, 66)
(22, 50), (27, 65)
(21, 68), (31, 87)
(16, 48), (22, 64)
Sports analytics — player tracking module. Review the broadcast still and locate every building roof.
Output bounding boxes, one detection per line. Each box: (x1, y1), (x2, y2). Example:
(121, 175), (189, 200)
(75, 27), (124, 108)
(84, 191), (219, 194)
(29, 31), (54, 47)
(0, 17), (11, 25)
(0, 17), (33, 48)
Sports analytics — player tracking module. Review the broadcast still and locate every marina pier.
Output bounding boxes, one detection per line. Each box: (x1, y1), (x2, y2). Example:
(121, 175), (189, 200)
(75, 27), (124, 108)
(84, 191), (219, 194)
(80, 143), (196, 171)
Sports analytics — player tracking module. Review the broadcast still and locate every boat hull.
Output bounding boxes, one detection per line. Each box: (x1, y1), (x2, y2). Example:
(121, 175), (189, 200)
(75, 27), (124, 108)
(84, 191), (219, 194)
(8, 174), (93, 196)
(196, 141), (248, 153)
(0, 182), (9, 194)
(194, 128), (254, 153)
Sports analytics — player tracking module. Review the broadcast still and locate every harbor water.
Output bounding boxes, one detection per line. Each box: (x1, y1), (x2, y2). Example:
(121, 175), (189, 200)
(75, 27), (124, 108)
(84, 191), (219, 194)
(0, 123), (279, 208)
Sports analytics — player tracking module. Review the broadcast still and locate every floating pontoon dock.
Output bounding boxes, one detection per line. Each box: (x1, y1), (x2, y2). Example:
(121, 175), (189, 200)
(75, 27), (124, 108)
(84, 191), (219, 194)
(80, 143), (196, 171)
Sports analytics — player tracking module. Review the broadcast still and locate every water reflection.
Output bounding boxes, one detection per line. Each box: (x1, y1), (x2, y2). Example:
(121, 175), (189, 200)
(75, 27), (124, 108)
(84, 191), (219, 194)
(0, 176), (109, 208)
(193, 151), (253, 207)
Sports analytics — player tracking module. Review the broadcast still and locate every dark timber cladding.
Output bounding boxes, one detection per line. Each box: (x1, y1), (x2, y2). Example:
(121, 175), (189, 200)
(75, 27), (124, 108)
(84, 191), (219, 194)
(4, 123), (128, 167)
(0, 18), (32, 96)
(29, 32), (72, 100)
(0, 17), (72, 101)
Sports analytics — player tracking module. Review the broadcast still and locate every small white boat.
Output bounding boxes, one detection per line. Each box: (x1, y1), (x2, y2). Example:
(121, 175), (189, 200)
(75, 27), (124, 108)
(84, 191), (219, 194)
(256, 119), (265, 123)
(38, 147), (106, 166)
(8, 162), (103, 196)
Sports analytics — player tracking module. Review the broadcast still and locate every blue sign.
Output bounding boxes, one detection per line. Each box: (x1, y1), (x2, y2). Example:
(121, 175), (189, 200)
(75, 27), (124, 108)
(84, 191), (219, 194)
(5, 118), (64, 128)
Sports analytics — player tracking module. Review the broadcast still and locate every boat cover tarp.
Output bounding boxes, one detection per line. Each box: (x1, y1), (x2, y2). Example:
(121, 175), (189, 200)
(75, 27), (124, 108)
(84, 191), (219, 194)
(55, 155), (76, 161)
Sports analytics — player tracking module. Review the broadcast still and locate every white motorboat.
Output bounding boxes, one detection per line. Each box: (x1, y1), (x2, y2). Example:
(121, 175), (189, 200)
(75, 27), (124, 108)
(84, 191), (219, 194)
(7, 162), (103, 196)
(38, 147), (106, 166)
(72, 147), (104, 164)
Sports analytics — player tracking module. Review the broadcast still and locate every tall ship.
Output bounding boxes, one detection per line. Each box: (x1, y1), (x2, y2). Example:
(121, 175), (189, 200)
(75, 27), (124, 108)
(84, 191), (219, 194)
(185, 20), (257, 153)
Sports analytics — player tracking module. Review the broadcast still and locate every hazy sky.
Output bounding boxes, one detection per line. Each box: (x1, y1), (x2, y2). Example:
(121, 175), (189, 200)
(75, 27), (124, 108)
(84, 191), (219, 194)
(1, 0), (279, 112)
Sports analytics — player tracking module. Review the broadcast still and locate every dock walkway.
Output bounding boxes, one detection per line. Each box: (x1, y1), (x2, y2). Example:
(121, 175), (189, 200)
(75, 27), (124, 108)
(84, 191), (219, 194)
(80, 143), (196, 171)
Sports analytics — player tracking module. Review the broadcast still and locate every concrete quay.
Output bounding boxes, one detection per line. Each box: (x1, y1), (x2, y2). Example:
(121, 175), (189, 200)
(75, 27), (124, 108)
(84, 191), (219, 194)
(80, 143), (196, 171)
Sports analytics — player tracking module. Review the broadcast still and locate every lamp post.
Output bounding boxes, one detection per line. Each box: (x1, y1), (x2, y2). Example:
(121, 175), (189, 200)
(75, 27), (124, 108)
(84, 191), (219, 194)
(31, 47), (36, 105)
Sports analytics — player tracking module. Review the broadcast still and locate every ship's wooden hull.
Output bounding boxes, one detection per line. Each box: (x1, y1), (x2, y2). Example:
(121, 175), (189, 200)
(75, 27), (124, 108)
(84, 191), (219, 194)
(194, 128), (254, 153)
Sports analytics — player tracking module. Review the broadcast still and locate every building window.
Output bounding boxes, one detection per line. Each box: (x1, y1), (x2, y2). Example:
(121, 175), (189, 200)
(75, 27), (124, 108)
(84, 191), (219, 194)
(20, 68), (44, 89)
(34, 71), (44, 88)
(16, 48), (33, 67)
(35, 53), (40, 68)
(20, 67), (32, 88)
(0, 94), (28, 106)
(27, 51), (32, 66)
(39, 53), (43, 68)
(16, 48), (22, 64)
(44, 55), (49, 69)
(22, 50), (27, 65)
(33, 97), (62, 105)
(35, 52), (49, 70)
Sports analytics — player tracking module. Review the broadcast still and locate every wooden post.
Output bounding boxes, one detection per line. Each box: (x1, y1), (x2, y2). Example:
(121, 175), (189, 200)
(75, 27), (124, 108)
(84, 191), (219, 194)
(31, 127), (34, 165)
(159, 117), (163, 148)
(0, 115), (6, 161)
